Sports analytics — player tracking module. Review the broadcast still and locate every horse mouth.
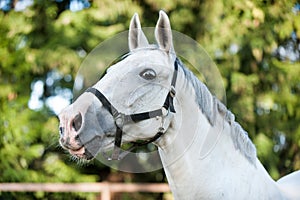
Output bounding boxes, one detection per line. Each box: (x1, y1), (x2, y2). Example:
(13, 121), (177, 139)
(69, 146), (85, 157)
(67, 135), (114, 160)
(68, 146), (94, 160)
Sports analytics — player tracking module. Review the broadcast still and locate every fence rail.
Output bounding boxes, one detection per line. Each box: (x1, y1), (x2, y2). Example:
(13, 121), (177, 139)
(0, 182), (171, 200)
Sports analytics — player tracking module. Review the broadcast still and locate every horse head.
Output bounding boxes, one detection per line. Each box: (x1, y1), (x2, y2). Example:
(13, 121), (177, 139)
(58, 11), (178, 160)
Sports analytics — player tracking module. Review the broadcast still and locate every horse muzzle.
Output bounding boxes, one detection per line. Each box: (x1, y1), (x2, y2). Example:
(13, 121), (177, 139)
(58, 93), (117, 160)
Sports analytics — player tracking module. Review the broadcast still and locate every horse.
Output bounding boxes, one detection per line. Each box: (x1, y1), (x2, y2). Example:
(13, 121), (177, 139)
(58, 11), (300, 199)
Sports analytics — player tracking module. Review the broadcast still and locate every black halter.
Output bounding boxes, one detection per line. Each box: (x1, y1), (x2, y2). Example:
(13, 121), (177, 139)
(86, 58), (179, 160)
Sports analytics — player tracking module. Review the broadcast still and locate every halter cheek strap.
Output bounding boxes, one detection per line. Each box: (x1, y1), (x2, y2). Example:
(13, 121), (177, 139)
(86, 58), (179, 160)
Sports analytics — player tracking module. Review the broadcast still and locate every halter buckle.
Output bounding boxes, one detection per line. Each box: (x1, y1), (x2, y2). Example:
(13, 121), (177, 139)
(170, 86), (176, 97)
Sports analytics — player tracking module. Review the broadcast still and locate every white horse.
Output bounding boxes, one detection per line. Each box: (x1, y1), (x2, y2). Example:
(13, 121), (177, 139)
(58, 11), (300, 199)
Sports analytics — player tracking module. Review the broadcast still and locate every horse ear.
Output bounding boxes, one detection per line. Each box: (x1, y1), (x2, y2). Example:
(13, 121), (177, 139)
(155, 10), (174, 54)
(128, 13), (149, 51)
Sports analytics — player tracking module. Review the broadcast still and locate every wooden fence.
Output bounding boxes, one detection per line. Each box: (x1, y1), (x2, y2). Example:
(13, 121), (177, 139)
(0, 182), (171, 200)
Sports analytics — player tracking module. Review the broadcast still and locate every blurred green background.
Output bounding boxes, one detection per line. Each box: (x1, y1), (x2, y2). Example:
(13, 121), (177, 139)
(0, 0), (299, 199)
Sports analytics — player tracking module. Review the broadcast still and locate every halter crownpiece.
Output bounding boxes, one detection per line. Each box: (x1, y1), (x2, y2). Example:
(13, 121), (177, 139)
(86, 57), (179, 160)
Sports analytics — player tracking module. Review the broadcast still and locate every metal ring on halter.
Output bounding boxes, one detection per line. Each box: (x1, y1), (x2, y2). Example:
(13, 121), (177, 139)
(115, 113), (125, 128)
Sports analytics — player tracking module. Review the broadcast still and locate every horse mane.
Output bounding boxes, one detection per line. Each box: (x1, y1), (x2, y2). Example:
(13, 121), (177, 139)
(178, 58), (257, 165)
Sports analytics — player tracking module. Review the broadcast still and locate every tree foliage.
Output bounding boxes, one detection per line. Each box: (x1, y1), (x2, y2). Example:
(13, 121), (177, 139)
(0, 0), (299, 199)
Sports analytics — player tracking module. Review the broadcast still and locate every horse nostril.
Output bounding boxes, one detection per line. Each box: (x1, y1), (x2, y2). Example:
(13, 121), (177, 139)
(75, 134), (80, 142)
(59, 127), (64, 136)
(72, 113), (82, 132)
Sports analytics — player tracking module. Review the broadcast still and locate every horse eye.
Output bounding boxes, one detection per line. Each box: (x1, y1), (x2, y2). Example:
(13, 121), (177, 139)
(139, 69), (156, 80)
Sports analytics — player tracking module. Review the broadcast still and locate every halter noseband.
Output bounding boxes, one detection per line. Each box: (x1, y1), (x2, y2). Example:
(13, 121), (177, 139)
(86, 58), (179, 160)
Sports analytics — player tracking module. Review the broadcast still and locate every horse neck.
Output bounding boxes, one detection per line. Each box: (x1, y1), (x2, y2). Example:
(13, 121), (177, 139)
(157, 66), (284, 199)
